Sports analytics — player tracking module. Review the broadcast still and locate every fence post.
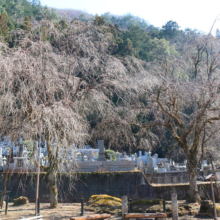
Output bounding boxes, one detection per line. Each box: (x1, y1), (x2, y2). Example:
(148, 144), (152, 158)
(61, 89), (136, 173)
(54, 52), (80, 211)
(129, 199), (132, 213)
(37, 197), (40, 214)
(121, 196), (128, 219)
(81, 198), (84, 216)
(163, 199), (166, 213)
(11, 190), (14, 202)
(171, 193), (178, 220)
(5, 195), (8, 215)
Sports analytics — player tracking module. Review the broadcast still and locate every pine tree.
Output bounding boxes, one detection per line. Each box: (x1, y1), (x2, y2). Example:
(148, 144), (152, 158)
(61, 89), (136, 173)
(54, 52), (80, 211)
(0, 11), (14, 36)
(56, 19), (68, 30)
(94, 16), (106, 26)
(108, 23), (117, 38)
(20, 16), (31, 31)
(0, 0), (6, 14)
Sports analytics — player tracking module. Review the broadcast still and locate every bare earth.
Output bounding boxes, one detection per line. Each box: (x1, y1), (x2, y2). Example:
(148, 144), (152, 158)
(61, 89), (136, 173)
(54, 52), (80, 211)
(0, 202), (217, 220)
(0, 203), (90, 220)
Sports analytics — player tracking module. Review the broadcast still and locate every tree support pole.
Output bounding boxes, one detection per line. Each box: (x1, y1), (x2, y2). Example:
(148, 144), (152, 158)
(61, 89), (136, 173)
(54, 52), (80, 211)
(35, 123), (42, 215)
(210, 176), (218, 220)
(1, 144), (13, 209)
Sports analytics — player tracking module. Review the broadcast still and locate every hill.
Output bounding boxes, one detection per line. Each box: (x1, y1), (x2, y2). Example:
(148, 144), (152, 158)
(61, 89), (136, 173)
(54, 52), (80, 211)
(1, 0), (219, 162)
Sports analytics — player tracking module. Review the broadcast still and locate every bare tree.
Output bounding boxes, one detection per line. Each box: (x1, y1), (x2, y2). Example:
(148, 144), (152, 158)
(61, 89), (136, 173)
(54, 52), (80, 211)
(131, 34), (220, 203)
(0, 19), (139, 207)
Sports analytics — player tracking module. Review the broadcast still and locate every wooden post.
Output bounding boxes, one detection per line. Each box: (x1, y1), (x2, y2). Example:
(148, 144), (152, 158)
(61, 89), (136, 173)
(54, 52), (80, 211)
(37, 197), (40, 214)
(210, 157), (220, 203)
(129, 199), (132, 213)
(35, 123), (42, 215)
(171, 193), (178, 220)
(5, 196), (8, 215)
(81, 198), (84, 216)
(163, 199), (166, 213)
(210, 176), (218, 220)
(1, 144), (13, 209)
(121, 196), (128, 219)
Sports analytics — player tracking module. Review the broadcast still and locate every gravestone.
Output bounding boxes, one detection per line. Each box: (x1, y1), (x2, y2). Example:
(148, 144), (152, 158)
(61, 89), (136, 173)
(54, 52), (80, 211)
(146, 157), (156, 173)
(123, 151), (126, 157)
(121, 196), (128, 219)
(18, 143), (24, 157)
(97, 140), (106, 161)
(134, 153), (137, 160)
(138, 150), (142, 157)
(171, 193), (178, 220)
(88, 151), (93, 161)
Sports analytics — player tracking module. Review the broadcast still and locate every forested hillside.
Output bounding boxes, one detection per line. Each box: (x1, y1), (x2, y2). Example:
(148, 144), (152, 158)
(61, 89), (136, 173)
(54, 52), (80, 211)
(0, 0), (220, 165)
(0, 0), (58, 31)
(2, 0), (220, 204)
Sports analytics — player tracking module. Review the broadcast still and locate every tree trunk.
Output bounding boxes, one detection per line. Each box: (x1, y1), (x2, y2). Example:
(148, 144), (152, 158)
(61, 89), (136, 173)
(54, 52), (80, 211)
(186, 169), (201, 203)
(48, 171), (58, 208)
(46, 132), (59, 208)
(1, 144), (13, 209)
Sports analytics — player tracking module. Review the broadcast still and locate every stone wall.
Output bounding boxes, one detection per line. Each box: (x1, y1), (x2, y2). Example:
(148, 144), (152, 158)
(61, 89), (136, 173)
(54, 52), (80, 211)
(0, 172), (215, 202)
(145, 172), (189, 184)
(77, 161), (135, 172)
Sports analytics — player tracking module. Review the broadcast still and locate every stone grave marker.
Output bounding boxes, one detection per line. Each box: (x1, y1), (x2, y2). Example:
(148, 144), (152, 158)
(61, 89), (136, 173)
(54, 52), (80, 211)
(97, 140), (106, 161)
(171, 193), (178, 220)
(121, 196), (128, 219)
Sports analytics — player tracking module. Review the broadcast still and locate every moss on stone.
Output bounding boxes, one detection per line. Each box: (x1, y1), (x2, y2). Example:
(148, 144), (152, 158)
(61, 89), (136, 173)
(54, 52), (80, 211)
(87, 194), (122, 215)
(89, 194), (122, 205)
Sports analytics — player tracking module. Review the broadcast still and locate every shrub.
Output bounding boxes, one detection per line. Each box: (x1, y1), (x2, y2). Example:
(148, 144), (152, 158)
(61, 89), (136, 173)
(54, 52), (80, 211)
(105, 149), (116, 161)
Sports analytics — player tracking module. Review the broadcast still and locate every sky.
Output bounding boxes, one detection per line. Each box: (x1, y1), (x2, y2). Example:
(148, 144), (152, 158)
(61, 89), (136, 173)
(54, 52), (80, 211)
(40, 0), (220, 34)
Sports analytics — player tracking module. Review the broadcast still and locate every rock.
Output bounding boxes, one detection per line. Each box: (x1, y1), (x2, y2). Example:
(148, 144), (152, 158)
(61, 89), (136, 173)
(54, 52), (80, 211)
(13, 196), (29, 205)
(199, 200), (220, 217)
(89, 194), (122, 207)
(87, 194), (122, 215)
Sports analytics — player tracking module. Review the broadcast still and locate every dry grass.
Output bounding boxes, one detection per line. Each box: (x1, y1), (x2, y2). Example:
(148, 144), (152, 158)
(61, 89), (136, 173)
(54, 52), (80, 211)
(0, 202), (218, 220)
(0, 202), (94, 220)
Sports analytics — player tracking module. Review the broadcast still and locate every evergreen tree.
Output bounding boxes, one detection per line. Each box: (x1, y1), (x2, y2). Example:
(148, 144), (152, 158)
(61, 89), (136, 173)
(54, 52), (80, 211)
(121, 38), (136, 56)
(0, 11), (14, 36)
(56, 19), (68, 30)
(94, 16), (106, 26)
(20, 15), (31, 31)
(79, 13), (87, 22)
(160, 20), (180, 40)
(108, 23), (117, 38)
(0, 0), (6, 14)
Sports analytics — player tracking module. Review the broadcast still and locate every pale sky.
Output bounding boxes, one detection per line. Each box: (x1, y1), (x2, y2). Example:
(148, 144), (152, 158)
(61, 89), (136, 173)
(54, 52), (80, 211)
(40, 0), (220, 34)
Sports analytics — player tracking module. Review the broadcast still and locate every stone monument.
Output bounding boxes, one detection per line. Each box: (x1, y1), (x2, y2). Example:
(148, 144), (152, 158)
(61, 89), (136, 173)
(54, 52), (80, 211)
(171, 193), (178, 220)
(121, 196), (128, 219)
(97, 140), (106, 161)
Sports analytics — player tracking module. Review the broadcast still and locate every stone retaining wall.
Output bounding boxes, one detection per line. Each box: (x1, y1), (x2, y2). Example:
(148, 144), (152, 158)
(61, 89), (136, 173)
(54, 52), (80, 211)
(145, 172), (189, 184)
(0, 172), (215, 202)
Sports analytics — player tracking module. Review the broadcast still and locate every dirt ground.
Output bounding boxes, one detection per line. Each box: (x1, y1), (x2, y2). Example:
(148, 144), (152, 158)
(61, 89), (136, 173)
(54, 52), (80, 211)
(0, 202), (217, 220)
(0, 203), (90, 220)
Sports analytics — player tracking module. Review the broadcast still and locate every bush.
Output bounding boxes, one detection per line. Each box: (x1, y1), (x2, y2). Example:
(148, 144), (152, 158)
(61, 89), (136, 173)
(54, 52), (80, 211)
(105, 149), (116, 161)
